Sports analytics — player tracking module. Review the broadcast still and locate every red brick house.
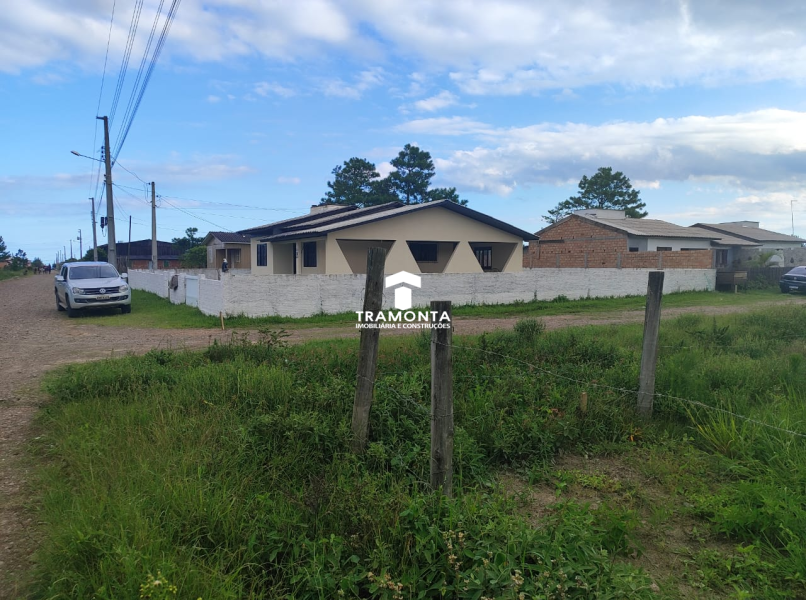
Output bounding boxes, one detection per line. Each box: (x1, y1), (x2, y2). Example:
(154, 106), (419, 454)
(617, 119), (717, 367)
(524, 210), (718, 269)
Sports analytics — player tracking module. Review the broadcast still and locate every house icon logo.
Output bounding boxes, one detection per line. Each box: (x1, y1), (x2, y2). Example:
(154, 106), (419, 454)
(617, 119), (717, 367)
(385, 271), (421, 310)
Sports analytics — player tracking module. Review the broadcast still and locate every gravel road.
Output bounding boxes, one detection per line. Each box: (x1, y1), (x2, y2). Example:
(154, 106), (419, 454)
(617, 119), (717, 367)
(1, 273), (803, 597)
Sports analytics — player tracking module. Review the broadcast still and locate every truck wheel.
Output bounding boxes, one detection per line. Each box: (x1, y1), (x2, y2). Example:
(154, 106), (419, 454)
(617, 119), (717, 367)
(56, 291), (65, 311)
(65, 298), (78, 318)
(121, 305), (132, 314)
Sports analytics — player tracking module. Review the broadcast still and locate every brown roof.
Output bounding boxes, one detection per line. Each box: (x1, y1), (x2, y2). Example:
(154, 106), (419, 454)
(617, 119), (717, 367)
(692, 223), (806, 244)
(687, 227), (761, 248)
(205, 231), (251, 244)
(261, 200), (538, 243)
(538, 214), (720, 240)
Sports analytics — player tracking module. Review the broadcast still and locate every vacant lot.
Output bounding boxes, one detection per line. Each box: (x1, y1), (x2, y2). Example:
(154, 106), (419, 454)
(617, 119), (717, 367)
(1, 274), (805, 598)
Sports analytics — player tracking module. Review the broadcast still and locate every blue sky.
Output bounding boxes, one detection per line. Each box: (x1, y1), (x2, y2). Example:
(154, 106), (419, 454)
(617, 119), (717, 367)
(2, 0), (806, 262)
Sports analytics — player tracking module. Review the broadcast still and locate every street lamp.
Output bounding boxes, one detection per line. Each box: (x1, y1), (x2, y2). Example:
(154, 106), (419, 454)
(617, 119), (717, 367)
(70, 150), (101, 161)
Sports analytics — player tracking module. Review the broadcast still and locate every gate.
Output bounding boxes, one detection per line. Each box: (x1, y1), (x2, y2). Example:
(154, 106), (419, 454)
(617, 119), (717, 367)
(185, 276), (199, 307)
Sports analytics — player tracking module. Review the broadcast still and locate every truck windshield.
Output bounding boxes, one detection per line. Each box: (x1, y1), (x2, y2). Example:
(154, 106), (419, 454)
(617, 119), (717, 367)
(69, 265), (120, 280)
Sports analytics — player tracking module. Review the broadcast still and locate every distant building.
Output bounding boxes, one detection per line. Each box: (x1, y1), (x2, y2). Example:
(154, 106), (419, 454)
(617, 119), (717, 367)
(202, 231), (251, 270)
(689, 222), (806, 268)
(99, 240), (181, 270)
(525, 210), (717, 269)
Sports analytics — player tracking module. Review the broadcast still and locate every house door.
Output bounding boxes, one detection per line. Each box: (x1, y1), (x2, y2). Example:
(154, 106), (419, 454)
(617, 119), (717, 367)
(185, 276), (199, 307)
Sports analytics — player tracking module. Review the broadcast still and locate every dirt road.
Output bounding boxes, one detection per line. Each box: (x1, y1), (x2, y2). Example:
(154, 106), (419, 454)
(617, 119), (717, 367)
(1, 273), (803, 597)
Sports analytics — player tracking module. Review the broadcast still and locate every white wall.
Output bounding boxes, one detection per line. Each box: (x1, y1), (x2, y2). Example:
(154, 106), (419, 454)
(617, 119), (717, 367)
(213, 268), (715, 318)
(199, 278), (223, 316)
(131, 267), (716, 319)
(129, 270), (171, 298)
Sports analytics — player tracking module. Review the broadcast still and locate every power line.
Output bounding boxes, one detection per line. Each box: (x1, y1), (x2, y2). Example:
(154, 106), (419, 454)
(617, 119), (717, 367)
(112, 183), (150, 208)
(88, 0), (116, 204)
(109, 0), (144, 126)
(114, 0), (165, 156)
(112, 0), (183, 161)
(160, 196), (232, 231)
(158, 193), (300, 213)
(114, 159), (149, 185)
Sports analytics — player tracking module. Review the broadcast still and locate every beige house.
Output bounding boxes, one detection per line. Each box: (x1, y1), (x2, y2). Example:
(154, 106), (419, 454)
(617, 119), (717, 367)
(202, 232), (251, 269)
(240, 201), (536, 275)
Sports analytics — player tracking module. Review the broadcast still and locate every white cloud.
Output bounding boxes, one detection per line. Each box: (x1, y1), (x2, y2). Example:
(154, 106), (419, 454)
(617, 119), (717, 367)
(254, 81), (296, 98)
(414, 90), (458, 112)
(634, 180), (661, 190)
(277, 176), (301, 184)
(655, 190), (806, 233)
(207, 94), (221, 103)
(321, 67), (385, 99)
(407, 109), (806, 197)
(553, 88), (578, 102)
(376, 161), (395, 178)
(5, 1), (806, 92)
(395, 116), (494, 136)
(108, 154), (256, 185)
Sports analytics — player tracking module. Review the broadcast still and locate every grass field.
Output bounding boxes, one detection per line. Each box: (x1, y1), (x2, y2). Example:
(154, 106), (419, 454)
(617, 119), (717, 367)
(79, 287), (797, 329)
(0, 269), (28, 282)
(29, 306), (806, 598)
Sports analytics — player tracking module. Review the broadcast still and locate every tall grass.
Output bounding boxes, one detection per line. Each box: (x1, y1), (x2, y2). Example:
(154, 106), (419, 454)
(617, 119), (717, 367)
(30, 306), (806, 598)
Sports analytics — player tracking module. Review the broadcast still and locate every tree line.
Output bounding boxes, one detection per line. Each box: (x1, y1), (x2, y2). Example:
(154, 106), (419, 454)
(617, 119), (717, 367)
(0, 236), (42, 271)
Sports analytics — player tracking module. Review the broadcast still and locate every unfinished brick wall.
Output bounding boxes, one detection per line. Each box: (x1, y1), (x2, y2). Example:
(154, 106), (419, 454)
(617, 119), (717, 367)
(522, 216), (714, 269)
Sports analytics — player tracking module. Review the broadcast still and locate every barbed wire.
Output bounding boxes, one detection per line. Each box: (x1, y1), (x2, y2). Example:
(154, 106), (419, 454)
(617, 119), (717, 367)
(433, 339), (806, 440)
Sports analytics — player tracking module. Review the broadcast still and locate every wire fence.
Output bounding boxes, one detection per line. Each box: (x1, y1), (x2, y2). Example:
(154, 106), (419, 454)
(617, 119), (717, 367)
(366, 329), (806, 441)
(435, 339), (806, 439)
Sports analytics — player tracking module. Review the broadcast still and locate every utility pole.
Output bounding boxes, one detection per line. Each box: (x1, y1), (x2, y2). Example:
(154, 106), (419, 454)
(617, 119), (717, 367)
(127, 216), (132, 271)
(97, 116), (116, 268)
(151, 182), (157, 272)
(90, 198), (98, 261)
(792, 199), (796, 237)
(69, 240), (73, 260)
(78, 229), (83, 259)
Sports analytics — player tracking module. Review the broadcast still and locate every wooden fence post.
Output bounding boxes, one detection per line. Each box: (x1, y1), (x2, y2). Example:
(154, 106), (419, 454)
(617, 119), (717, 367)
(430, 300), (454, 497)
(637, 271), (664, 418)
(351, 247), (387, 453)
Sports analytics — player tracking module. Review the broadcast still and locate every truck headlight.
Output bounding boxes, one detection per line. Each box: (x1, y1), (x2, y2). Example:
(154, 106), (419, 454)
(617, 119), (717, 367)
(119, 284), (129, 292)
(72, 287), (84, 294)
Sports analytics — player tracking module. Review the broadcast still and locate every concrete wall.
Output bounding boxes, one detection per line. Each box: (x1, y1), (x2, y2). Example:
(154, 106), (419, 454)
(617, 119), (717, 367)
(129, 270), (172, 298)
(736, 246), (806, 267)
(199, 278), (223, 316)
(211, 268), (715, 318)
(131, 267), (716, 319)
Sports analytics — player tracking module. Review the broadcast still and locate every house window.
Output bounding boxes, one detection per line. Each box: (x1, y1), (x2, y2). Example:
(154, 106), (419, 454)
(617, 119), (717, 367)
(629, 247), (639, 252)
(231, 249), (241, 264)
(409, 242), (438, 262)
(257, 243), (267, 267)
(474, 246), (493, 270)
(303, 241), (317, 268)
(656, 247), (672, 251)
(715, 249), (728, 268)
